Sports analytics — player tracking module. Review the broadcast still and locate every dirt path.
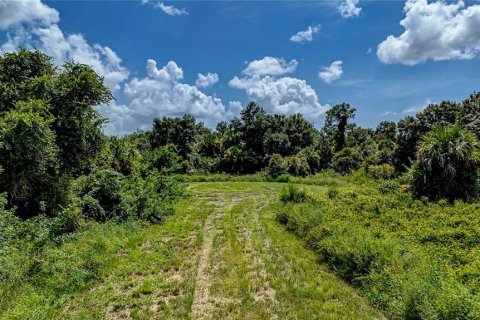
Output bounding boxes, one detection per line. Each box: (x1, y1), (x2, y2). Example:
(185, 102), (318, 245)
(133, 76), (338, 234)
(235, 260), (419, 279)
(188, 184), (383, 320)
(56, 183), (384, 320)
(190, 196), (233, 318)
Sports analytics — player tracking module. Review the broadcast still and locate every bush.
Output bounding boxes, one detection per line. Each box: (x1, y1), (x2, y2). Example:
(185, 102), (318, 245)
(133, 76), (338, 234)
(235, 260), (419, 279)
(143, 144), (183, 175)
(376, 179), (400, 194)
(280, 184), (309, 204)
(286, 155), (310, 176)
(267, 154), (288, 178)
(122, 173), (185, 223)
(298, 147), (321, 173)
(0, 101), (65, 218)
(332, 147), (363, 174)
(367, 163), (395, 179)
(75, 169), (126, 222)
(409, 124), (480, 201)
(327, 187), (339, 199)
(278, 180), (480, 319)
(105, 136), (140, 176)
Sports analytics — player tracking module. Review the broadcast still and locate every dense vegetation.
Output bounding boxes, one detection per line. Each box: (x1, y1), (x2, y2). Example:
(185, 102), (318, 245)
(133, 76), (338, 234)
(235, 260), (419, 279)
(277, 178), (480, 319)
(0, 50), (185, 315)
(0, 49), (479, 318)
(143, 90), (479, 201)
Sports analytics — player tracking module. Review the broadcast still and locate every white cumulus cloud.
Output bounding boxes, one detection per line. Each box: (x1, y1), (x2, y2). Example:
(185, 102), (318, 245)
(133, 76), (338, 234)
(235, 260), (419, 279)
(377, 0), (480, 65)
(290, 24), (321, 43)
(0, 0), (59, 30)
(101, 59), (237, 135)
(196, 72), (219, 88)
(243, 56), (298, 77)
(155, 2), (188, 16)
(0, 1), (129, 92)
(229, 57), (328, 123)
(338, 0), (362, 18)
(318, 61), (343, 84)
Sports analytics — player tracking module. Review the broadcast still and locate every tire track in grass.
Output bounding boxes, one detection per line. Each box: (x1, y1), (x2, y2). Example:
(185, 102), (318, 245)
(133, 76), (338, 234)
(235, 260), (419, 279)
(191, 193), (246, 319)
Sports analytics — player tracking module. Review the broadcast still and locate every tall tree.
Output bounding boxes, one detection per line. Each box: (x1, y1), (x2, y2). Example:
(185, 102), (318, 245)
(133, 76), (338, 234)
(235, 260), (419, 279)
(150, 114), (197, 159)
(0, 49), (55, 112)
(51, 62), (112, 174)
(375, 121), (397, 142)
(324, 103), (356, 152)
(0, 101), (61, 217)
(0, 50), (113, 217)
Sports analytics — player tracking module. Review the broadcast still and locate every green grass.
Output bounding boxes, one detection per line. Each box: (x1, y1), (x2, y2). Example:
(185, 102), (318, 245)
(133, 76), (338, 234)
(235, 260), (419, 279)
(277, 180), (480, 319)
(1, 181), (384, 319)
(0, 221), (145, 319)
(175, 170), (355, 188)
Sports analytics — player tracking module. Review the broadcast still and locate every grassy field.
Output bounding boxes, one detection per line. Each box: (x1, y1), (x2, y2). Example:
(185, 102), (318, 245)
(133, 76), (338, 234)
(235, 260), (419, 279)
(5, 177), (478, 319)
(2, 181), (385, 319)
(277, 181), (480, 319)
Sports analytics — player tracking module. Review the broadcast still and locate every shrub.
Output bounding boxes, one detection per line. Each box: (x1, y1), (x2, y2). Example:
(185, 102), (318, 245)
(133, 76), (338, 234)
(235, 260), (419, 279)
(106, 136), (139, 176)
(122, 173), (185, 223)
(409, 124), (480, 201)
(0, 101), (64, 218)
(143, 144), (183, 175)
(75, 169), (126, 221)
(367, 163), (396, 179)
(286, 155), (310, 177)
(332, 147), (363, 174)
(376, 180), (400, 194)
(280, 184), (309, 204)
(327, 187), (339, 199)
(298, 147), (321, 173)
(267, 154), (288, 178)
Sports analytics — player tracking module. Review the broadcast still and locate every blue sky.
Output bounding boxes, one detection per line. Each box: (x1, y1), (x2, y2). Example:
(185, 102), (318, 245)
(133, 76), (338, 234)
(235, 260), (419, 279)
(1, 0), (479, 134)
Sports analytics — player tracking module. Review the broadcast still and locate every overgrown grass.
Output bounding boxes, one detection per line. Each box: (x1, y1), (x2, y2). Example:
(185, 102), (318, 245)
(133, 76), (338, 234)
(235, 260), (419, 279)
(279, 184), (311, 204)
(0, 220), (144, 319)
(176, 169), (367, 188)
(277, 178), (480, 319)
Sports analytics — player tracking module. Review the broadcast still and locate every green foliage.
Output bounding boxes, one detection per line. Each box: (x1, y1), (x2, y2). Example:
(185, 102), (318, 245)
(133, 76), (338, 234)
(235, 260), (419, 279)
(0, 101), (65, 217)
(298, 147), (321, 173)
(221, 145), (252, 173)
(460, 92), (480, 139)
(324, 103), (356, 152)
(150, 114), (197, 159)
(0, 50), (113, 218)
(75, 169), (126, 221)
(143, 144), (183, 174)
(51, 62), (111, 175)
(75, 168), (185, 223)
(267, 154), (288, 178)
(375, 121), (397, 141)
(279, 184), (309, 204)
(332, 147), (363, 174)
(104, 136), (140, 175)
(367, 163), (396, 179)
(376, 179), (400, 194)
(278, 180), (480, 319)
(286, 155), (310, 176)
(122, 173), (185, 223)
(409, 124), (480, 201)
(0, 49), (55, 112)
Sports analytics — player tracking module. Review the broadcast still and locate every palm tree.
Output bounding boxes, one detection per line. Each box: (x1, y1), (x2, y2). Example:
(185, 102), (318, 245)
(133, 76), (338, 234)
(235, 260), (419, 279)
(410, 124), (479, 200)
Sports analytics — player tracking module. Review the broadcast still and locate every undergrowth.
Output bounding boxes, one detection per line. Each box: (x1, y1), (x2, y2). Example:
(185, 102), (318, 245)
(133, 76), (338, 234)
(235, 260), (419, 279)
(277, 179), (480, 319)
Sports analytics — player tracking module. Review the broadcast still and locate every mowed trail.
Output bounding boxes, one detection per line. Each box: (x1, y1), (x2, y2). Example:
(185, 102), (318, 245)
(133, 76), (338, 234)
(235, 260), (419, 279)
(56, 182), (384, 320)
(188, 183), (383, 320)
